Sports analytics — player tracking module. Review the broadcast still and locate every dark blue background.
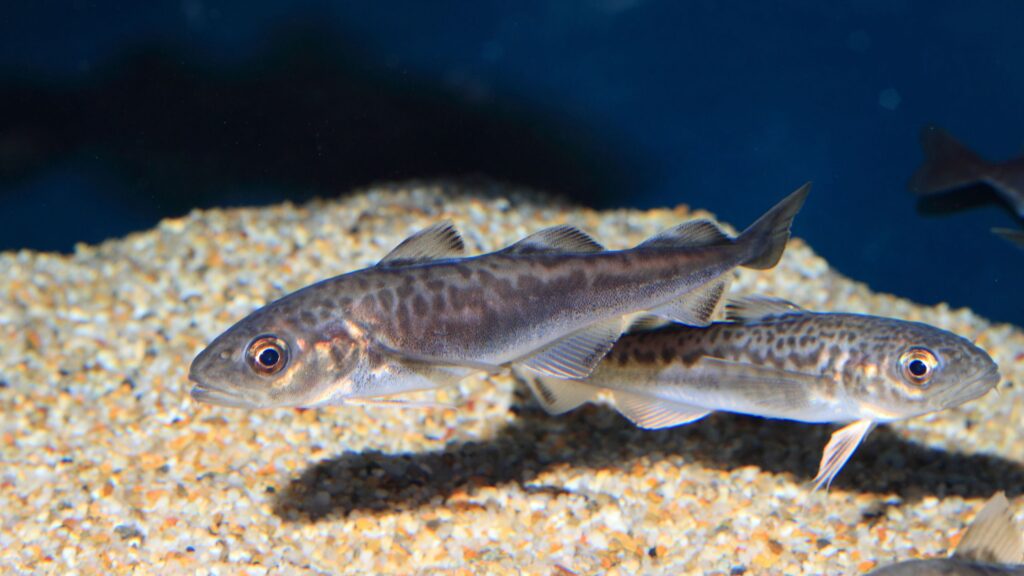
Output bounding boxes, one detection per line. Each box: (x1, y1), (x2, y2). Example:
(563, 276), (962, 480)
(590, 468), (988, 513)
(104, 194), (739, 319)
(2, 1), (1022, 325)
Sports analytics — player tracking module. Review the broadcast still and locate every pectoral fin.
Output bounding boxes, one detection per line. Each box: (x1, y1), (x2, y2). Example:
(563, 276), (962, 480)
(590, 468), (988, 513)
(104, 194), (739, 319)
(811, 419), (875, 492)
(518, 317), (624, 379)
(648, 276), (731, 327)
(611, 390), (711, 429)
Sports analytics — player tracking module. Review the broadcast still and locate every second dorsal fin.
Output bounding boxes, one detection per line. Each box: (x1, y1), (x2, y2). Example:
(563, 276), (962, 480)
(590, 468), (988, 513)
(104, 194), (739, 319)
(501, 225), (605, 255)
(725, 296), (805, 322)
(378, 221), (466, 266)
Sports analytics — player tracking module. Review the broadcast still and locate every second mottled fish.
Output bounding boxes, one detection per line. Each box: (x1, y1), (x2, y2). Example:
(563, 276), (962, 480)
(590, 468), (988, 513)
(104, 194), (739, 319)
(524, 296), (1001, 490)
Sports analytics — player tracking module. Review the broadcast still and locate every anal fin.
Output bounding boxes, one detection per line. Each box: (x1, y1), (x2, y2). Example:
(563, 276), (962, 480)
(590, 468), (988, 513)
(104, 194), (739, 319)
(518, 317), (624, 379)
(811, 419), (875, 492)
(522, 374), (601, 415)
(649, 276), (730, 326)
(611, 389), (711, 429)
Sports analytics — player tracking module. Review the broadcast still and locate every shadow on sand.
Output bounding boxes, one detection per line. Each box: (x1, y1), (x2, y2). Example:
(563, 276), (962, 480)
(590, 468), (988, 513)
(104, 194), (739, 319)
(273, 386), (1023, 523)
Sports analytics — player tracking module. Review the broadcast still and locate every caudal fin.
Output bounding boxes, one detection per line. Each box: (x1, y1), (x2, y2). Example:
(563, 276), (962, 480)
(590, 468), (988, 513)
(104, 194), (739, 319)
(737, 182), (811, 270)
(909, 125), (990, 195)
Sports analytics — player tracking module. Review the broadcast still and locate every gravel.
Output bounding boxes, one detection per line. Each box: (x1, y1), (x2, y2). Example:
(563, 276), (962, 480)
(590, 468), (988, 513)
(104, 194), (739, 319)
(1, 181), (1021, 575)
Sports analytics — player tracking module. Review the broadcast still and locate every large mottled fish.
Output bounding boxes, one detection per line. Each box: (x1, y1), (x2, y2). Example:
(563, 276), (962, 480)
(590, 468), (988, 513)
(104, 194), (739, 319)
(189, 184), (810, 409)
(866, 492), (1024, 575)
(523, 297), (1000, 490)
(910, 125), (1024, 218)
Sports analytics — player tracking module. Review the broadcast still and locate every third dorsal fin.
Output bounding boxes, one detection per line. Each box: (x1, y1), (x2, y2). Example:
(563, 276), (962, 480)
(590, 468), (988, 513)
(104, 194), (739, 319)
(378, 221), (466, 266)
(725, 296), (805, 322)
(637, 219), (733, 250)
(501, 225), (605, 255)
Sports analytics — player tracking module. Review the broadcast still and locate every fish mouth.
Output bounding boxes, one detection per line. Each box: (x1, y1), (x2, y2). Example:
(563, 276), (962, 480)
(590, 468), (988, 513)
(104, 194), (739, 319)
(188, 376), (261, 409)
(940, 365), (1002, 407)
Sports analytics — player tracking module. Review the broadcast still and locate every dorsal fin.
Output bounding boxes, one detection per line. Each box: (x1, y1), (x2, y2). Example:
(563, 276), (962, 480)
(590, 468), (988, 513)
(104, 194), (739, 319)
(501, 225), (605, 255)
(637, 219), (733, 250)
(725, 296), (805, 322)
(378, 221), (466, 266)
(951, 492), (1024, 564)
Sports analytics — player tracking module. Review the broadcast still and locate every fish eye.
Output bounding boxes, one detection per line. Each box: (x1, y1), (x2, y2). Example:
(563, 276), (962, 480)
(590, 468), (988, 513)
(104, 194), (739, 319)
(246, 336), (288, 376)
(899, 348), (937, 387)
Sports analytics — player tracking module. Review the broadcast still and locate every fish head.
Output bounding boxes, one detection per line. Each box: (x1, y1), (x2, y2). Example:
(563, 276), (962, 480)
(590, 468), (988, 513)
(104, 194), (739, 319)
(854, 318), (1000, 420)
(189, 298), (365, 409)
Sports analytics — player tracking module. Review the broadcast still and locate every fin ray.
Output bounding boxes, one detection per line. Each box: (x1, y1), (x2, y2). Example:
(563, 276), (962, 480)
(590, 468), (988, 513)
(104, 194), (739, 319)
(518, 317), (624, 379)
(725, 296), (805, 322)
(501, 225), (604, 255)
(811, 419), (875, 492)
(521, 374), (601, 415)
(378, 221), (466, 266)
(648, 276), (731, 326)
(611, 390), (711, 429)
(638, 219), (732, 250)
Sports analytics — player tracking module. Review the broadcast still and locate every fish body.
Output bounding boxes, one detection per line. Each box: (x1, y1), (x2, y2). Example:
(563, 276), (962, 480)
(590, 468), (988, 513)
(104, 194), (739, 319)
(189, 185), (809, 409)
(993, 228), (1024, 250)
(866, 493), (1024, 575)
(910, 125), (1024, 218)
(525, 297), (1000, 489)
(867, 560), (1024, 575)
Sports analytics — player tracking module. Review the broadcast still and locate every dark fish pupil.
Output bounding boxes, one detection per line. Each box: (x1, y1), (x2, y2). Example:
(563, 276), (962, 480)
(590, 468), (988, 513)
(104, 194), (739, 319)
(908, 359), (928, 377)
(259, 348), (280, 367)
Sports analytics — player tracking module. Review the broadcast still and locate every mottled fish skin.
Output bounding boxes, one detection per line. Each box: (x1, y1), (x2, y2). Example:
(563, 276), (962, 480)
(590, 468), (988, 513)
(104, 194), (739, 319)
(573, 310), (999, 423)
(189, 184), (809, 409)
(525, 298), (1000, 488)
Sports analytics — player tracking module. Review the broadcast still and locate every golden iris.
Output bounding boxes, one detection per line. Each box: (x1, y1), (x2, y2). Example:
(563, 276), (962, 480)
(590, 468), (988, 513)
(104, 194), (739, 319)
(899, 347), (937, 387)
(246, 336), (288, 375)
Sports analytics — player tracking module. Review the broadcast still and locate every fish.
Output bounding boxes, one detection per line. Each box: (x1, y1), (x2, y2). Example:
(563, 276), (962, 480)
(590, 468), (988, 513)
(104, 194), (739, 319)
(909, 125), (1024, 218)
(993, 228), (1024, 250)
(865, 492), (1024, 575)
(188, 184), (810, 409)
(522, 296), (1001, 490)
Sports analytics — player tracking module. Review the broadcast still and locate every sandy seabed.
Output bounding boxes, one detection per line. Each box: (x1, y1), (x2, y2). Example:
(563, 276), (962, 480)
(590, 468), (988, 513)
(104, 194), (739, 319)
(1, 182), (1022, 575)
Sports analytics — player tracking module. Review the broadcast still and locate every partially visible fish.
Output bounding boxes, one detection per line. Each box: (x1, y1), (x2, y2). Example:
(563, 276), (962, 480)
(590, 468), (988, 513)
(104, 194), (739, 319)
(910, 125), (1024, 218)
(993, 228), (1024, 250)
(865, 492), (1024, 575)
(189, 185), (810, 410)
(523, 296), (1001, 490)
